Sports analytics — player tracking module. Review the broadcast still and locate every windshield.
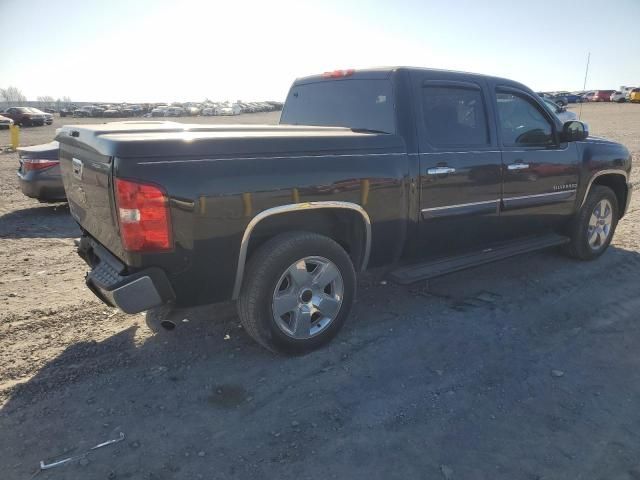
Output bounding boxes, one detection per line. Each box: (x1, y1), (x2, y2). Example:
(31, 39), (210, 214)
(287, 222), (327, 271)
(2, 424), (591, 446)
(280, 79), (395, 134)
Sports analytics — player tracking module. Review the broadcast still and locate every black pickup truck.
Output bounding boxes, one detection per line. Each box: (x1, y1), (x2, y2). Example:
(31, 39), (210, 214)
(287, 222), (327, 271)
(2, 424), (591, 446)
(57, 67), (633, 353)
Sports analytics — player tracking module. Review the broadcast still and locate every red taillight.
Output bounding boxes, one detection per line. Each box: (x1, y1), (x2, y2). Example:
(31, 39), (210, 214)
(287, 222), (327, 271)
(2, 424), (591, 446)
(115, 178), (172, 252)
(322, 69), (355, 78)
(21, 158), (59, 171)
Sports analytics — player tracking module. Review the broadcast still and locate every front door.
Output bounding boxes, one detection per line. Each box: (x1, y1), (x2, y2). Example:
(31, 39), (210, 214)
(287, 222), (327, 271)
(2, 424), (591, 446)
(493, 87), (580, 239)
(413, 75), (503, 260)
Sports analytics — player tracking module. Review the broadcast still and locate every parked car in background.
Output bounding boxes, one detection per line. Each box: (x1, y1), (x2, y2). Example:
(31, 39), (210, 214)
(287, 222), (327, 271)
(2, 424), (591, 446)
(581, 91), (596, 102)
(151, 105), (169, 117)
(630, 88), (640, 103)
(2, 107), (46, 126)
(0, 114), (14, 129)
(16, 141), (65, 202)
(537, 92), (568, 107)
(103, 108), (122, 117)
(610, 91), (626, 103)
(73, 105), (105, 117)
(216, 106), (235, 116)
(619, 86), (636, 100)
(73, 107), (91, 118)
(592, 90), (615, 102)
(122, 105), (144, 117)
(28, 107), (53, 124)
(554, 91), (582, 103)
(542, 98), (578, 123)
(166, 106), (185, 117)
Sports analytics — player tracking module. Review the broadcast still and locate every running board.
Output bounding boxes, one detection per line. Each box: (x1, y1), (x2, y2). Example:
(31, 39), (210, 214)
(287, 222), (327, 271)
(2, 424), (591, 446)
(388, 234), (570, 285)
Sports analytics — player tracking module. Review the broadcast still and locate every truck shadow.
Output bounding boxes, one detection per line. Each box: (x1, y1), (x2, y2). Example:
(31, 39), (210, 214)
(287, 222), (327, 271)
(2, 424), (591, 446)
(0, 203), (78, 239)
(2, 245), (640, 479)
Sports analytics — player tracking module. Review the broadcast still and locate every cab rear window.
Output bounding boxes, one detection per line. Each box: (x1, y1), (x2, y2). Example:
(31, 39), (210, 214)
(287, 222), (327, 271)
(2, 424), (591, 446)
(281, 79), (395, 134)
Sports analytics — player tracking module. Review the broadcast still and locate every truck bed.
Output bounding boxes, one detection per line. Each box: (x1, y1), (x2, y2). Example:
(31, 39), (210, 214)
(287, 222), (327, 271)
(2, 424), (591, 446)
(56, 122), (406, 303)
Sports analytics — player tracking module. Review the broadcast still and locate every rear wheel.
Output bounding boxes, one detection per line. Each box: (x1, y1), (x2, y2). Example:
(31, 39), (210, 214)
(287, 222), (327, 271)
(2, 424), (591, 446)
(237, 231), (356, 354)
(563, 185), (618, 260)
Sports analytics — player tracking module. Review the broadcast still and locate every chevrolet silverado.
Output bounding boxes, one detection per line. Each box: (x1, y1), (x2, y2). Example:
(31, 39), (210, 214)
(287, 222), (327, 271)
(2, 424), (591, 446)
(56, 67), (633, 353)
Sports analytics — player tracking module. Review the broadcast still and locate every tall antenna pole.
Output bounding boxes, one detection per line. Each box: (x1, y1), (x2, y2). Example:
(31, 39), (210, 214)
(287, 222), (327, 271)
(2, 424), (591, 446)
(579, 52), (590, 120)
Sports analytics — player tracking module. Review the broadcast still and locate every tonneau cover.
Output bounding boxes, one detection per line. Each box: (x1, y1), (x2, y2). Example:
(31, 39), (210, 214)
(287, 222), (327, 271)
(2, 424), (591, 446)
(55, 123), (402, 158)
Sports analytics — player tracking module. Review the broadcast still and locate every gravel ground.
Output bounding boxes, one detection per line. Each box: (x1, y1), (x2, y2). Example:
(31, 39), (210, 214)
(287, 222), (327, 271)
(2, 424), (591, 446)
(0, 103), (639, 480)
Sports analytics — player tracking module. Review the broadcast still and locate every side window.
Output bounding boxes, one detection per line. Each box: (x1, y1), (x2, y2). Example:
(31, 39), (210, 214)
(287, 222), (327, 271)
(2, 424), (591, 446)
(422, 86), (489, 147)
(496, 92), (554, 147)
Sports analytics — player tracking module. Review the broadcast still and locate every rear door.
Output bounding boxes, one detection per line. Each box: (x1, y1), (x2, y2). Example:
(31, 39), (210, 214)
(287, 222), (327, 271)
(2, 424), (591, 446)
(412, 75), (503, 260)
(492, 86), (579, 239)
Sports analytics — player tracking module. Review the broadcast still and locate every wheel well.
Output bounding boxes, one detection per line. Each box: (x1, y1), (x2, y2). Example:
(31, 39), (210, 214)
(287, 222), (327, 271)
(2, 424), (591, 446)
(246, 209), (368, 270)
(593, 174), (628, 218)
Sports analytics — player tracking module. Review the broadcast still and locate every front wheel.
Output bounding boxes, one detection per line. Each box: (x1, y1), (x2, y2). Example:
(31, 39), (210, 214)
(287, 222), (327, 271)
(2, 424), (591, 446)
(237, 231), (356, 354)
(563, 185), (618, 260)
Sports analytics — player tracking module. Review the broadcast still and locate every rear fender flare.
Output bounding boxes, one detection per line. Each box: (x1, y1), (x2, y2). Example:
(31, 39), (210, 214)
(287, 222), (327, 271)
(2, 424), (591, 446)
(232, 201), (371, 299)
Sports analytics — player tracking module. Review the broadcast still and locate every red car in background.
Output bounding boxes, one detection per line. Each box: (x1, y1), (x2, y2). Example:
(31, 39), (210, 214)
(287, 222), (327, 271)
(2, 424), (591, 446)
(592, 90), (615, 102)
(1, 106), (46, 126)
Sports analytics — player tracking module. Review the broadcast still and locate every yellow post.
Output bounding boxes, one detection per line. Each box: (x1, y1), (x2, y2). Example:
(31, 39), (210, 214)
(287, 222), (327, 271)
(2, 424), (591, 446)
(242, 192), (253, 217)
(10, 124), (19, 150)
(292, 188), (300, 203)
(360, 179), (370, 206)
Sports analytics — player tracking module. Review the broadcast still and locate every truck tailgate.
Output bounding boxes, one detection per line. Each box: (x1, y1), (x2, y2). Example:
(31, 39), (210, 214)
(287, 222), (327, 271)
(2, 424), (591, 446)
(58, 143), (125, 259)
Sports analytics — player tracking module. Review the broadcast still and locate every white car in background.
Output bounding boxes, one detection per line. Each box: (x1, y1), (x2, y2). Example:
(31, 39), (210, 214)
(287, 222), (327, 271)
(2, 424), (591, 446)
(543, 98), (577, 123)
(610, 91), (626, 103)
(0, 114), (14, 129)
(151, 106), (169, 117)
(166, 106), (185, 117)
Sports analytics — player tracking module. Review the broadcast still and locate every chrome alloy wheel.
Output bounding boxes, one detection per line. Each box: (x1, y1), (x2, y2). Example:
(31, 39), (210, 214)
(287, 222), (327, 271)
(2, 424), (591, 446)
(587, 199), (613, 250)
(271, 256), (344, 339)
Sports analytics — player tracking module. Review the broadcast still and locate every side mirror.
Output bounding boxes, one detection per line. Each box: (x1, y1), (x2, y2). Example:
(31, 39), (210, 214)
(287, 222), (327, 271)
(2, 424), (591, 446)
(561, 120), (588, 142)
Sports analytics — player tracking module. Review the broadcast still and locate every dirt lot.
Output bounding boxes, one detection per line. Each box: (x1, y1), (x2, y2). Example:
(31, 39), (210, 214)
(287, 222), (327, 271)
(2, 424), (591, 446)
(0, 103), (639, 480)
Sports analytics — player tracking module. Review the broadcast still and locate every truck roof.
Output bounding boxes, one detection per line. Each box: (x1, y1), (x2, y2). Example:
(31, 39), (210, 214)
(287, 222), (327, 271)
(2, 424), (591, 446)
(294, 66), (529, 91)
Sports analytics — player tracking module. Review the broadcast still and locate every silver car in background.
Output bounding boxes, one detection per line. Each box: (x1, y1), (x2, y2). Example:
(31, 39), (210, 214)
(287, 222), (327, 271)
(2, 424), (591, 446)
(0, 114), (14, 129)
(16, 141), (65, 202)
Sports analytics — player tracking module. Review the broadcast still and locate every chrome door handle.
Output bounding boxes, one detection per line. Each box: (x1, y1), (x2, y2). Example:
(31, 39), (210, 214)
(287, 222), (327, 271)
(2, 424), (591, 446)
(427, 167), (456, 175)
(507, 163), (529, 170)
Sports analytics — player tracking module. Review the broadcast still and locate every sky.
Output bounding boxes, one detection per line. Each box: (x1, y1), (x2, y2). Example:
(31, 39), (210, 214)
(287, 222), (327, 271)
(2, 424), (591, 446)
(0, 0), (638, 103)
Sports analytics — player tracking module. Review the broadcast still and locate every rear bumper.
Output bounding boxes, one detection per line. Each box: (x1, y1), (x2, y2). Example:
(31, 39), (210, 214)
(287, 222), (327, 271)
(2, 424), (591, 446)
(24, 118), (45, 125)
(78, 236), (175, 314)
(17, 173), (66, 201)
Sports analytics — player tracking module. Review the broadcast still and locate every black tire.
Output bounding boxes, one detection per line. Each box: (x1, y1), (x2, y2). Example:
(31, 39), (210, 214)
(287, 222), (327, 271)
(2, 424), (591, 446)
(237, 231), (356, 354)
(563, 185), (618, 260)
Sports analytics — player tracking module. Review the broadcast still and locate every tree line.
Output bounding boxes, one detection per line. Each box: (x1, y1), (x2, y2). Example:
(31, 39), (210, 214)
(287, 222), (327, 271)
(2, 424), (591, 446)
(1, 86), (72, 109)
